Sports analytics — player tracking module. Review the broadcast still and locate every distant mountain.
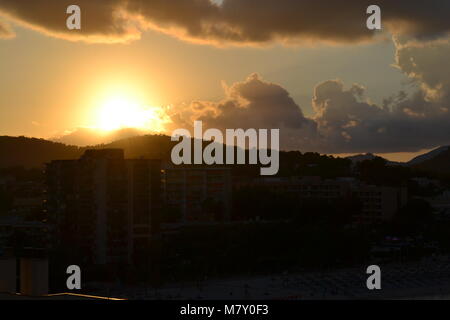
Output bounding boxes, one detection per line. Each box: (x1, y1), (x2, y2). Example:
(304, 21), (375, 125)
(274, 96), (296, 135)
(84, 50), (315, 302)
(412, 147), (450, 174)
(346, 153), (378, 163)
(407, 146), (450, 166)
(51, 127), (148, 146)
(346, 153), (403, 166)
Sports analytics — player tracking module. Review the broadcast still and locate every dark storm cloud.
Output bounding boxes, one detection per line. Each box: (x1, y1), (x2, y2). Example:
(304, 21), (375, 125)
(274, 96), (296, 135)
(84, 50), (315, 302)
(0, 0), (140, 42)
(0, 0), (449, 44)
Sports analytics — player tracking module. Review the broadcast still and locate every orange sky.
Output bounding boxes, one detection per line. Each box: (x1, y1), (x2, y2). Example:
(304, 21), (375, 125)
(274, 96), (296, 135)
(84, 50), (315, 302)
(1, 1), (449, 162)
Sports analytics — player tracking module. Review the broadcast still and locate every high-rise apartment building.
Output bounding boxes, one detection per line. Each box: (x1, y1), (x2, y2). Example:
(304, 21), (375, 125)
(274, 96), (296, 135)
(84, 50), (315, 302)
(162, 166), (232, 223)
(46, 149), (161, 265)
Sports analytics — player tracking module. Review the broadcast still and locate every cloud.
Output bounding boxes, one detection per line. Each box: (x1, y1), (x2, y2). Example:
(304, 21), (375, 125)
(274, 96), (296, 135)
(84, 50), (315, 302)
(311, 79), (450, 153)
(308, 37), (450, 153)
(0, 18), (14, 38)
(192, 73), (311, 129)
(166, 73), (319, 150)
(0, 0), (449, 44)
(0, 0), (141, 43)
(394, 37), (450, 102)
(167, 36), (450, 154)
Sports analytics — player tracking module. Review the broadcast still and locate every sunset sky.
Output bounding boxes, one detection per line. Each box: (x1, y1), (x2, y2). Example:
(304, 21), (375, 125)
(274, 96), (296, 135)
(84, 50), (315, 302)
(1, 0), (449, 161)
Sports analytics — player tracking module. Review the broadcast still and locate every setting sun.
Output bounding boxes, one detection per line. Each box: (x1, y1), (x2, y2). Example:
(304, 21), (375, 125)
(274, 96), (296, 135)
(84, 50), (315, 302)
(94, 94), (168, 132)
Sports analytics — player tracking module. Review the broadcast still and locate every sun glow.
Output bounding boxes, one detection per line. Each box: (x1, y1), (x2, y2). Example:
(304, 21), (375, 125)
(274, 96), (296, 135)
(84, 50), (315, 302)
(94, 94), (168, 132)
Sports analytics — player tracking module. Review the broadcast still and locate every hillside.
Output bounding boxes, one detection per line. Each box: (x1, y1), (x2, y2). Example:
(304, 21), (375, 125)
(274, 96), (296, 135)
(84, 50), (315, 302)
(413, 148), (450, 174)
(0, 135), (349, 178)
(1, 135), (448, 177)
(0, 135), (177, 168)
(101, 134), (175, 160)
(0, 136), (83, 168)
(346, 153), (403, 166)
(407, 146), (450, 166)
